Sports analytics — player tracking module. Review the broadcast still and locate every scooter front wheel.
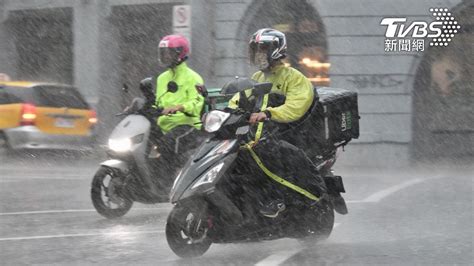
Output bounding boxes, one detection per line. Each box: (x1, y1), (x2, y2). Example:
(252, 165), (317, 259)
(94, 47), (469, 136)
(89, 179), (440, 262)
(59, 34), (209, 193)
(91, 166), (133, 219)
(166, 200), (212, 258)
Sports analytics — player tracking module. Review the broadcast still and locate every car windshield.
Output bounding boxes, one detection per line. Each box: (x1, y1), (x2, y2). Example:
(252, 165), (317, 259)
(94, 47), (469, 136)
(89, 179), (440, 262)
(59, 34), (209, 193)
(1, 85), (90, 109)
(34, 86), (90, 109)
(1, 86), (35, 104)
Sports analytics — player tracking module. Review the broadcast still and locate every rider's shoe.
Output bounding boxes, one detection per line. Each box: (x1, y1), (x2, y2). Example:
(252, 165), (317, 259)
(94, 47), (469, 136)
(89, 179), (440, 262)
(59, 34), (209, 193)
(259, 199), (286, 218)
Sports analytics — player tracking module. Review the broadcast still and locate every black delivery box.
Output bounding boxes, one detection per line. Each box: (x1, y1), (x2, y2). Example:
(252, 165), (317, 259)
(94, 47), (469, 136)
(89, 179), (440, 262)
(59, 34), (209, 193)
(314, 87), (360, 148)
(281, 87), (360, 159)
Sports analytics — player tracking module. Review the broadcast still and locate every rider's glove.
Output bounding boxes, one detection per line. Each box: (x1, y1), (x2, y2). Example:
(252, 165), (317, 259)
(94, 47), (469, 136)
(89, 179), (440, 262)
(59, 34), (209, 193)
(249, 112), (268, 124)
(162, 105), (184, 115)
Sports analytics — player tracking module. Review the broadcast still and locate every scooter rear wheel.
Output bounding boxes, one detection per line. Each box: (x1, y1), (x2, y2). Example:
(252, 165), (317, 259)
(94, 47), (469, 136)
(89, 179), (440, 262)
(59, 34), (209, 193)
(299, 199), (335, 243)
(166, 201), (212, 258)
(91, 166), (133, 219)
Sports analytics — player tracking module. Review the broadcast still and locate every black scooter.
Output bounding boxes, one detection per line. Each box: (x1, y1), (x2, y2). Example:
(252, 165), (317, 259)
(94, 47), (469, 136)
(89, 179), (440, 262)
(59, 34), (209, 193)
(165, 81), (352, 258)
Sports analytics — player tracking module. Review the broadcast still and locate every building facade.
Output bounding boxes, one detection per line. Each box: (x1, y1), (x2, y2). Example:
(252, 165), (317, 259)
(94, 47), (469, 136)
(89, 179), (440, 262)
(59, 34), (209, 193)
(1, 0), (472, 167)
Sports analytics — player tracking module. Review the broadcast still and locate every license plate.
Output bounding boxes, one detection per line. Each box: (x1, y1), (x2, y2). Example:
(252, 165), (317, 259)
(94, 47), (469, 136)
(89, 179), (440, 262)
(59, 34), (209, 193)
(55, 118), (75, 128)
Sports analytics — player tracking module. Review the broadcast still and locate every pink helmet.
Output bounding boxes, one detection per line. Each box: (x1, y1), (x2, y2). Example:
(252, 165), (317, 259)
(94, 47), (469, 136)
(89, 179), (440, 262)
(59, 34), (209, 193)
(158, 35), (190, 67)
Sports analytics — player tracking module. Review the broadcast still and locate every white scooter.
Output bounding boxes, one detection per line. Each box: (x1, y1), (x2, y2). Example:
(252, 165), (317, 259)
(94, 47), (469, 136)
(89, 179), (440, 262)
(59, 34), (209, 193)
(90, 78), (185, 218)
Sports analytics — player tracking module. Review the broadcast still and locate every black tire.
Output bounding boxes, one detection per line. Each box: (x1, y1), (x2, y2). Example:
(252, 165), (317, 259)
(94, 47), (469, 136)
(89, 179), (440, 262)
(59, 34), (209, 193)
(91, 166), (133, 219)
(166, 201), (212, 258)
(299, 199), (335, 243)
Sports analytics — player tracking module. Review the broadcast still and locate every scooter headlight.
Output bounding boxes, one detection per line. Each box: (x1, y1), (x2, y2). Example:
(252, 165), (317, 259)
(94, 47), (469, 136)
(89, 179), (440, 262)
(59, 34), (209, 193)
(192, 162), (225, 189)
(172, 168), (184, 190)
(108, 134), (144, 152)
(108, 138), (132, 152)
(204, 111), (230, 133)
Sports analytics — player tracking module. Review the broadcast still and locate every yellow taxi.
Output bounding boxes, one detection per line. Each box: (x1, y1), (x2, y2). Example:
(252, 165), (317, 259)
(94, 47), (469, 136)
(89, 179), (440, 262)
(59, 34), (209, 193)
(0, 77), (97, 151)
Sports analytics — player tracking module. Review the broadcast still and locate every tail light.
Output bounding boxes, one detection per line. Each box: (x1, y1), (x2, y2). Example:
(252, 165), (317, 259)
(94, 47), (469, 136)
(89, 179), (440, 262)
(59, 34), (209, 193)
(88, 110), (98, 124)
(20, 103), (37, 126)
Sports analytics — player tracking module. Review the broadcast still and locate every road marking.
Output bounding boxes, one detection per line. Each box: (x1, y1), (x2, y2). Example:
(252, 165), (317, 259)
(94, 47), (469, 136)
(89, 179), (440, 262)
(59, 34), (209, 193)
(0, 230), (164, 241)
(0, 179), (22, 183)
(0, 206), (172, 216)
(345, 178), (429, 204)
(255, 249), (301, 266)
(0, 175), (86, 180)
(362, 178), (425, 203)
(346, 200), (366, 204)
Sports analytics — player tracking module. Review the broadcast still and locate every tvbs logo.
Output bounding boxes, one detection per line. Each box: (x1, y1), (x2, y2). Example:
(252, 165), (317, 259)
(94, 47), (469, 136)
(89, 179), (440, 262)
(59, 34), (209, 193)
(381, 8), (460, 51)
(381, 18), (442, 38)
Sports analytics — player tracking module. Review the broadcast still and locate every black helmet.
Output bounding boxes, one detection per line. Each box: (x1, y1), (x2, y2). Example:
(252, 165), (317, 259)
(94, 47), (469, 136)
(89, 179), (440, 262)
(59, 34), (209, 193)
(249, 28), (287, 70)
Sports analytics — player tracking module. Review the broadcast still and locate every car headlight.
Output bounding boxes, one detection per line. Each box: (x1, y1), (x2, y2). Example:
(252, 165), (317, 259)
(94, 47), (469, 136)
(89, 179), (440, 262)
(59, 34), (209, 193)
(108, 138), (132, 152)
(191, 162), (225, 189)
(204, 110), (230, 133)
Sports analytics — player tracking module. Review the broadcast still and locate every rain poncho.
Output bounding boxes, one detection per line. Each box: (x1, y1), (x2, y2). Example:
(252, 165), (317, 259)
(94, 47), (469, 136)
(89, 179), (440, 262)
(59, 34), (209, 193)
(228, 63), (314, 122)
(155, 62), (204, 133)
(228, 63), (325, 202)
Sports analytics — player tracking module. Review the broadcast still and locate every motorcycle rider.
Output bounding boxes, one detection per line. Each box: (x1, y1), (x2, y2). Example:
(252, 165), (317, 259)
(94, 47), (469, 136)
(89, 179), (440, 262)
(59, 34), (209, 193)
(152, 34), (206, 176)
(228, 28), (347, 217)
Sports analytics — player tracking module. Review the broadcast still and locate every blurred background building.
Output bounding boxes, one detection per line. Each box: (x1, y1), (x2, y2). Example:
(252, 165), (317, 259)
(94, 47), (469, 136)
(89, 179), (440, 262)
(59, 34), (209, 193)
(0, 0), (472, 167)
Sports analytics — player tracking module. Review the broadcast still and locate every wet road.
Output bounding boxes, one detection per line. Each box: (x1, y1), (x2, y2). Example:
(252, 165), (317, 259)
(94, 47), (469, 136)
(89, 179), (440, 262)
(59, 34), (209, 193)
(0, 153), (472, 265)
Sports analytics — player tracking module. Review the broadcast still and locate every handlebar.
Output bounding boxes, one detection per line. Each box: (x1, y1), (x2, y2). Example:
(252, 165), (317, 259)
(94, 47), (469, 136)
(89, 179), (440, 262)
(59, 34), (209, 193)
(229, 108), (270, 124)
(115, 107), (163, 118)
(115, 112), (128, 117)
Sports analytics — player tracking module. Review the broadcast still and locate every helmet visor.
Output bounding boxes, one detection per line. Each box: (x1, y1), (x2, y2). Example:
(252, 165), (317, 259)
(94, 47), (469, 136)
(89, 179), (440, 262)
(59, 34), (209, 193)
(159, 47), (179, 67)
(249, 42), (274, 69)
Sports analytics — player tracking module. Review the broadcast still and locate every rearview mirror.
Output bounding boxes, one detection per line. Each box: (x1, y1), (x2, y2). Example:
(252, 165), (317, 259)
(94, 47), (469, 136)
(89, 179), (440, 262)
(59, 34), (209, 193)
(167, 81), (178, 93)
(221, 77), (256, 95)
(251, 82), (272, 96)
